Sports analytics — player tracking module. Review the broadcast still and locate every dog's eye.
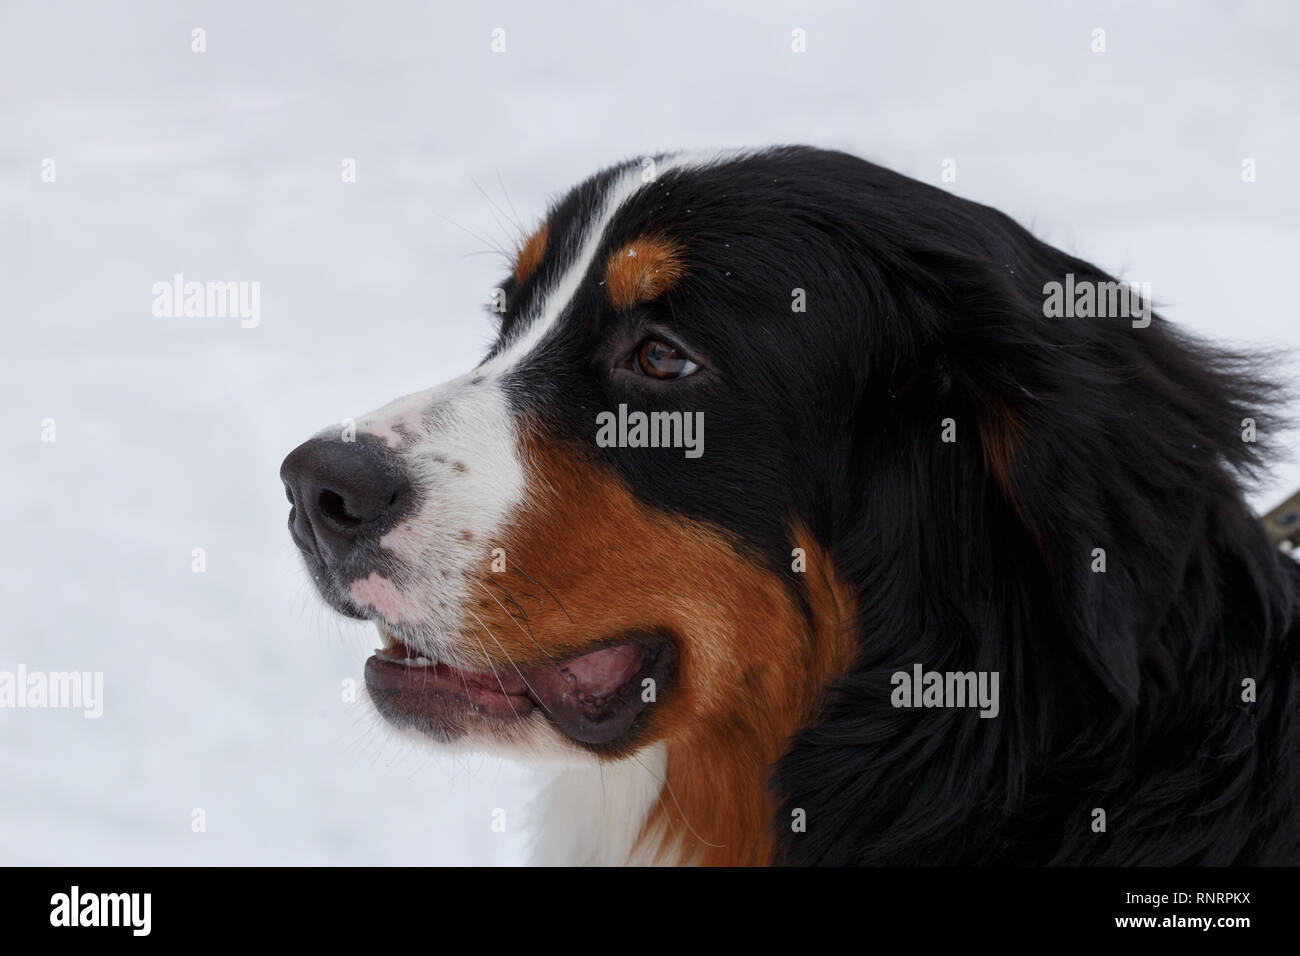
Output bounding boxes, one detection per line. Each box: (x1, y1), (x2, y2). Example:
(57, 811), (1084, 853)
(635, 339), (699, 379)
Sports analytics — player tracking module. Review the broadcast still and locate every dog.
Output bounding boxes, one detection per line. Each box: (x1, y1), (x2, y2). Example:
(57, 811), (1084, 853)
(281, 146), (1300, 865)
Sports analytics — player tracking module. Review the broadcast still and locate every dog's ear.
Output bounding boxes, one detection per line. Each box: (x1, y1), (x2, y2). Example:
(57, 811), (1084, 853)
(880, 240), (1276, 707)
(778, 188), (1288, 866)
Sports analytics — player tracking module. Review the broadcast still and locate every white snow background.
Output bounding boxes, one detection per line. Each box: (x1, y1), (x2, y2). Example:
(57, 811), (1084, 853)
(2, 0), (1298, 865)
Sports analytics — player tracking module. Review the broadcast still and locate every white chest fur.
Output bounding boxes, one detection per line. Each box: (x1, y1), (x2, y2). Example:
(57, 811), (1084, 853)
(526, 743), (678, 866)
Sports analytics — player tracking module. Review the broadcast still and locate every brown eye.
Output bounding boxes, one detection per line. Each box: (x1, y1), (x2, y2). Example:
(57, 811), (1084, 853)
(636, 339), (700, 379)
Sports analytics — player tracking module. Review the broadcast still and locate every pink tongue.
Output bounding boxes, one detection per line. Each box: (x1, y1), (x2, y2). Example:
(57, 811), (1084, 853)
(529, 643), (645, 701)
(525, 641), (662, 745)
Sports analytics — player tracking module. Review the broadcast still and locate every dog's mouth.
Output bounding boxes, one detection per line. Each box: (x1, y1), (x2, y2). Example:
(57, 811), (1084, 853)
(364, 628), (674, 746)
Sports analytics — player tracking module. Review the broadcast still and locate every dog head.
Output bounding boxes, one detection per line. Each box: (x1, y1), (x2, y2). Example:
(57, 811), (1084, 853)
(282, 150), (859, 769)
(282, 147), (1284, 864)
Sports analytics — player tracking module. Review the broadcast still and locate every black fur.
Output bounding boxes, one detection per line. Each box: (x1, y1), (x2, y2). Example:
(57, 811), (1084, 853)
(750, 148), (1300, 865)
(500, 147), (1300, 864)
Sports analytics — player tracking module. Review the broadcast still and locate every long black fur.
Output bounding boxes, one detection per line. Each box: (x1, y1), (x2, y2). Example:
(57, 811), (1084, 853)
(746, 148), (1300, 865)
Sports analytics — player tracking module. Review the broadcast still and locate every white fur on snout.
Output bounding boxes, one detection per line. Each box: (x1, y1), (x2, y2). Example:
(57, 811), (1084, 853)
(377, 521), (424, 563)
(346, 373), (525, 663)
(359, 390), (435, 450)
(348, 571), (423, 625)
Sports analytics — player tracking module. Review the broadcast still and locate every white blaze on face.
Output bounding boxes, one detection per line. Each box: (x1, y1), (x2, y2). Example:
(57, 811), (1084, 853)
(478, 164), (649, 375)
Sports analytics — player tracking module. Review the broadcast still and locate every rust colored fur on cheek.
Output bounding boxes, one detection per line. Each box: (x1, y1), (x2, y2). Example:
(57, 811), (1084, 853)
(468, 431), (856, 865)
(604, 234), (686, 310)
(513, 222), (548, 284)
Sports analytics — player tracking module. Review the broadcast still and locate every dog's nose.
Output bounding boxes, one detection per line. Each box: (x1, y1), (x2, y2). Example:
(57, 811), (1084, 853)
(280, 438), (407, 565)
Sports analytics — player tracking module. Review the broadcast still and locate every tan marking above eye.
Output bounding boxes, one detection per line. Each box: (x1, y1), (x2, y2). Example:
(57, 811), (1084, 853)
(604, 235), (686, 310)
(513, 222), (549, 284)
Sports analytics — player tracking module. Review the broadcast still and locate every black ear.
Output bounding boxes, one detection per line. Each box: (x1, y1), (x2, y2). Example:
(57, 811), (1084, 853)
(771, 224), (1287, 864)
(897, 236), (1281, 704)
